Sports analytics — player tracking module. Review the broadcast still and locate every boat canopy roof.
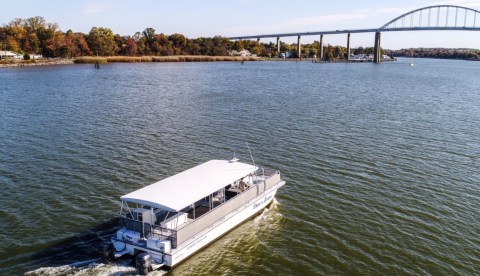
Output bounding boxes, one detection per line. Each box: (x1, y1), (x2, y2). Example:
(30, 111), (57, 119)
(121, 160), (257, 212)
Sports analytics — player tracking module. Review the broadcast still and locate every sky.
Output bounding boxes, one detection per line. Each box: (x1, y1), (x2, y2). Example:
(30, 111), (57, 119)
(2, 0), (480, 50)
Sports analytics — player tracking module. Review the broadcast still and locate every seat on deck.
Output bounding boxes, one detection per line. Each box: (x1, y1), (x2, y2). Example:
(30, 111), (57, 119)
(187, 205), (210, 219)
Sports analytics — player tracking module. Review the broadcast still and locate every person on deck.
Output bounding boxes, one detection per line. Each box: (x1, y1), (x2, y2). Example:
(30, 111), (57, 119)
(239, 178), (248, 191)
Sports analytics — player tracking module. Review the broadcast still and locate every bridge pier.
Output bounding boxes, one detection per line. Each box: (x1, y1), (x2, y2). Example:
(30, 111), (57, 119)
(276, 37), (280, 54)
(297, 35), (301, 58)
(373, 32), (381, 63)
(346, 33), (351, 61)
(319, 34), (323, 60)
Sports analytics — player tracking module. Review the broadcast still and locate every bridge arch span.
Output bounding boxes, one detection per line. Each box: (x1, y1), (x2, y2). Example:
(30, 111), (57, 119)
(380, 5), (480, 31)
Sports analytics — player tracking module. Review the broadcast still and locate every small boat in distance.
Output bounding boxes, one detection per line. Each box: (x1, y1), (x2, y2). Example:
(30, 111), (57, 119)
(105, 158), (286, 274)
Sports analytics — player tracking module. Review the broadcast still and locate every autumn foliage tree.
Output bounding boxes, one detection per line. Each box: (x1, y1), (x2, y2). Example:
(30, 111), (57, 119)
(123, 38), (137, 56)
(88, 27), (117, 56)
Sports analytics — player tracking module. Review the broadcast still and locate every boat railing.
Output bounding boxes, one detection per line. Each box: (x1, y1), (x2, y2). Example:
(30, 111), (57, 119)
(151, 224), (177, 247)
(120, 217), (150, 237)
(263, 169), (281, 191)
(262, 168), (278, 178)
(176, 186), (258, 246)
(175, 169), (282, 248)
(120, 217), (178, 247)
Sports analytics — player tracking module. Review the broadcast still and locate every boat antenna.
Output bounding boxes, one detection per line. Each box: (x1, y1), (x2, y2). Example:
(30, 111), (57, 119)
(230, 152), (239, 162)
(246, 142), (256, 167)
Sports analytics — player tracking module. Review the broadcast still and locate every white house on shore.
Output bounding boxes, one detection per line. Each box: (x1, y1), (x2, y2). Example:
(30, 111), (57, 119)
(0, 51), (23, 60)
(228, 49), (257, 57)
(30, 54), (44, 59)
(0, 51), (44, 60)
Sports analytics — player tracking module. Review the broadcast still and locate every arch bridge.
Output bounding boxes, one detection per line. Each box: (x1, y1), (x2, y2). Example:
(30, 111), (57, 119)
(228, 5), (480, 63)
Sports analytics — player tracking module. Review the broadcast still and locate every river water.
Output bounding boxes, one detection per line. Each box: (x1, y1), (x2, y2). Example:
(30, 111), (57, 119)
(0, 59), (479, 275)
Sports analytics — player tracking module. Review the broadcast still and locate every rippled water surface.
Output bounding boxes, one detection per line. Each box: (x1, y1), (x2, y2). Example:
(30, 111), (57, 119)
(1, 59), (479, 275)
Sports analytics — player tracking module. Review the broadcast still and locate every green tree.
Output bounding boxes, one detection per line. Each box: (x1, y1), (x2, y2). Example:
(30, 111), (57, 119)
(136, 36), (147, 55)
(280, 42), (291, 52)
(142, 28), (155, 43)
(232, 40), (243, 51)
(88, 27), (117, 56)
(353, 46), (364, 55)
(186, 39), (201, 55)
(169, 33), (187, 55)
(326, 52), (334, 61)
(155, 33), (171, 55)
(334, 46), (344, 59)
(142, 28), (156, 54)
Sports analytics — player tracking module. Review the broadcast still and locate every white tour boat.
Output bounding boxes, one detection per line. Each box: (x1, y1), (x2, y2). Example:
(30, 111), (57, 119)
(106, 158), (285, 274)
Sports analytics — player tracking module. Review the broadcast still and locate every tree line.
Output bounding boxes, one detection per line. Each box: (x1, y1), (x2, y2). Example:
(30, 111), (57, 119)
(2, 17), (477, 61)
(0, 16), (368, 60)
(0, 17), (236, 58)
(389, 48), (480, 60)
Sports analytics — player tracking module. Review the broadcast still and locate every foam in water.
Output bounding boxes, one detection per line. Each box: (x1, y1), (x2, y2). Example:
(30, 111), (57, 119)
(25, 259), (142, 276)
(254, 198), (282, 225)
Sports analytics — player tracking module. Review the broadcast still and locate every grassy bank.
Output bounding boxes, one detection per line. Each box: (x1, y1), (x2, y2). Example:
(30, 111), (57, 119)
(74, 55), (257, 63)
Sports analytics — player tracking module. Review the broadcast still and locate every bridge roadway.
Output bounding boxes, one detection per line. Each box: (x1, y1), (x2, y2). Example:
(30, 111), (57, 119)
(229, 26), (480, 40)
(228, 5), (480, 63)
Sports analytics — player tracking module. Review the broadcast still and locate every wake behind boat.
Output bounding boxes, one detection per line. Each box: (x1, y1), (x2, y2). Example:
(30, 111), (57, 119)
(105, 158), (285, 274)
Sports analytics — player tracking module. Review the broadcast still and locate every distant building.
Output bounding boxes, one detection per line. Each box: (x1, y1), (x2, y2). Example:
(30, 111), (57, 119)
(0, 51), (23, 60)
(381, 54), (393, 60)
(30, 54), (44, 59)
(351, 54), (371, 61)
(229, 49), (254, 57)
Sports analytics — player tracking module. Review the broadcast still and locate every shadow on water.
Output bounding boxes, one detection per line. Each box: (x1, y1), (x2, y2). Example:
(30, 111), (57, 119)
(27, 218), (121, 272)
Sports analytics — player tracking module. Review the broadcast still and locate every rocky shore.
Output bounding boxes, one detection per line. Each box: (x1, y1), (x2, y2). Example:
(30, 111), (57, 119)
(0, 56), (258, 68)
(0, 59), (74, 68)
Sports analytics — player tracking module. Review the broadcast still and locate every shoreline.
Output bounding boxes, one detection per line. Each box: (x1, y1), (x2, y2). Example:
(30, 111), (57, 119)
(1, 55), (477, 68)
(0, 59), (75, 68)
(74, 55), (258, 64)
(0, 56), (375, 67)
(0, 56), (258, 68)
